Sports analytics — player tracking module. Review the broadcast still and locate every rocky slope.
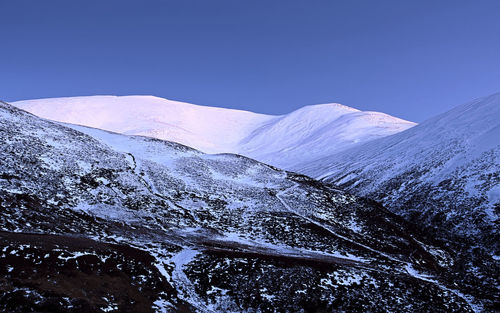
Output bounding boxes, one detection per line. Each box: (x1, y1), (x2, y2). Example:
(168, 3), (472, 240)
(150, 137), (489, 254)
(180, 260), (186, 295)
(13, 95), (414, 171)
(0, 101), (482, 312)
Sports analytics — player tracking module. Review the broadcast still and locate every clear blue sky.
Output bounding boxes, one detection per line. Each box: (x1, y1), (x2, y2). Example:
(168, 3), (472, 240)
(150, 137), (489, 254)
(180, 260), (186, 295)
(1, 0), (499, 122)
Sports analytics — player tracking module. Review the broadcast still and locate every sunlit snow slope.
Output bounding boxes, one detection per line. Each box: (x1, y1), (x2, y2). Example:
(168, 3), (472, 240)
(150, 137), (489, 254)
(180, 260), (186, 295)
(13, 95), (415, 170)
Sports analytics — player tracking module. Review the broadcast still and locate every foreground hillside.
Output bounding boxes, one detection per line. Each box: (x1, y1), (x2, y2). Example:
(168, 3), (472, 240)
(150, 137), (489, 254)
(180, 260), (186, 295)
(0, 101), (481, 312)
(13, 95), (414, 171)
(301, 93), (500, 309)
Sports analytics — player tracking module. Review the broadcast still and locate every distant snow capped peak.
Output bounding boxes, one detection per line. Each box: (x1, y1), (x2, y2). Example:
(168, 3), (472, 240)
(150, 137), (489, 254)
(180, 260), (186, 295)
(13, 95), (415, 170)
(297, 102), (361, 112)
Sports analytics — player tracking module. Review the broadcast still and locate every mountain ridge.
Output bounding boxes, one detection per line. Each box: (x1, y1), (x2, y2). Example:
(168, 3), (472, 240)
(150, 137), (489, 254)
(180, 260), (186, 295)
(13, 95), (415, 171)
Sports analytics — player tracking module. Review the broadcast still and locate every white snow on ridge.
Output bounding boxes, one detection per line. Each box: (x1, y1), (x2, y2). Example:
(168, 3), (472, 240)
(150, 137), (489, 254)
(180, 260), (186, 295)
(13, 95), (415, 171)
(303, 91), (500, 184)
(13, 95), (272, 154)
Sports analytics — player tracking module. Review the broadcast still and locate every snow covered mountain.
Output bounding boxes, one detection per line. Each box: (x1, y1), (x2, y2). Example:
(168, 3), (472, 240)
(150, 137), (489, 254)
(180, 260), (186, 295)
(302, 92), (500, 238)
(0, 101), (485, 311)
(12, 95), (415, 170)
(300, 92), (500, 306)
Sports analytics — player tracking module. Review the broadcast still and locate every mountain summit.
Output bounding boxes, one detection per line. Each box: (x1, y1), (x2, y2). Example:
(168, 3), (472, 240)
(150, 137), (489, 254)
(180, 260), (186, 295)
(13, 95), (415, 170)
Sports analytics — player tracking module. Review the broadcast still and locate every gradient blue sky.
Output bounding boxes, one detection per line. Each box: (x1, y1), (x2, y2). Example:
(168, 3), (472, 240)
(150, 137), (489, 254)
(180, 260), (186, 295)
(1, 0), (499, 122)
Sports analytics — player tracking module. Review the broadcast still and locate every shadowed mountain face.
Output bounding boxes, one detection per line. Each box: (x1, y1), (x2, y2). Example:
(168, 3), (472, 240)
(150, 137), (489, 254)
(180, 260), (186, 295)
(0, 101), (484, 312)
(301, 93), (500, 310)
